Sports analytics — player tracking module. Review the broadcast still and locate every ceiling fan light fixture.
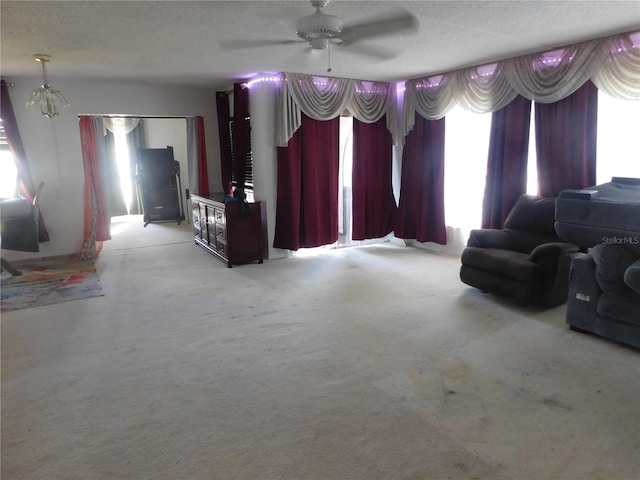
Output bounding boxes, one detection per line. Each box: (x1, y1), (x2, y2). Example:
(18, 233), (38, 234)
(26, 54), (70, 118)
(309, 38), (330, 50)
(296, 12), (343, 47)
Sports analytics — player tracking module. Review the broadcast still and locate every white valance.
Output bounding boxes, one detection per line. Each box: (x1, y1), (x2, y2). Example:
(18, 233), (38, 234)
(591, 32), (640, 100)
(403, 30), (640, 137)
(102, 117), (141, 135)
(276, 72), (399, 146)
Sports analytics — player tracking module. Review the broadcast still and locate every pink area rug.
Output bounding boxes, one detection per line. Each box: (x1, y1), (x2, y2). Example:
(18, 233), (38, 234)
(1, 260), (104, 312)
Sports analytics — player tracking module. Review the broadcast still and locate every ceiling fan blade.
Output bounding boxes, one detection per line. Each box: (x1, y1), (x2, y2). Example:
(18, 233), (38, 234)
(339, 43), (399, 62)
(340, 9), (419, 46)
(219, 38), (305, 51)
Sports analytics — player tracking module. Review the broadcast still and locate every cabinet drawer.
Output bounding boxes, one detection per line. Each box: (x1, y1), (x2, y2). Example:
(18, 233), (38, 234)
(214, 207), (226, 225)
(192, 204), (201, 237)
(208, 222), (218, 244)
(216, 224), (226, 240)
(216, 238), (228, 257)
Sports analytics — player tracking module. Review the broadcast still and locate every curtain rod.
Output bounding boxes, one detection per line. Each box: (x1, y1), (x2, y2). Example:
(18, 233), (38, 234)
(80, 114), (198, 119)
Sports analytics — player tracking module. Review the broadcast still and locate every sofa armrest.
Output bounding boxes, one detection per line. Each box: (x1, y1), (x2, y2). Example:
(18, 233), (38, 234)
(566, 254), (600, 322)
(530, 242), (580, 262)
(624, 259), (640, 295)
(466, 229), (515, 249)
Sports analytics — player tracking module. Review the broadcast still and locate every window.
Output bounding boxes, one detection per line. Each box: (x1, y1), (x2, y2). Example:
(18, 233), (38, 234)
(443, 106), (492, 241)
(444, 91), (638, 248)
(0, 118), (19, 198)
(338, 116), (354, 244)
(596, 91), (640, 183)
(229, 115), (254, 201)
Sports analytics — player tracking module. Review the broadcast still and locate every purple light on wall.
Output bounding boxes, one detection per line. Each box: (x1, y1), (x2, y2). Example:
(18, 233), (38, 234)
(415, 75), (444, 89)
(244, 75), (282, 89)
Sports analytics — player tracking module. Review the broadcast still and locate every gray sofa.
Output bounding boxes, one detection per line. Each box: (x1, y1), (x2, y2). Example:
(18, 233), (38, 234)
(555, 177), (640, 348)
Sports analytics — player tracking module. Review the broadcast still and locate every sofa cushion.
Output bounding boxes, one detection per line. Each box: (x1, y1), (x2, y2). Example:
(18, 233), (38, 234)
(504, 195), (557, 237)
(591, 244), (639, 296)
(506, 229), (564, 254)
(624, 260), (640, 295)
(461, 247), (539, 283)
(597, 292), (640, 326)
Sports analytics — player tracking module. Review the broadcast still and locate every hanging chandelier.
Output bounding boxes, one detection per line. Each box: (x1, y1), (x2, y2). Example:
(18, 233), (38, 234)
(26, 54), (70, 118)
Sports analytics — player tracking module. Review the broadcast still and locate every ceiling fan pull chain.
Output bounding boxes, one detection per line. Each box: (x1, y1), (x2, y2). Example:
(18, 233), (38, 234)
(327, 43), (332, 73)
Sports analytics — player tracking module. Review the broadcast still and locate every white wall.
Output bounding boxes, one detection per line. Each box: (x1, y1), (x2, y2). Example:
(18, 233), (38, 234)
(248, 79), (288, 260)
(4, 77), (220, 261)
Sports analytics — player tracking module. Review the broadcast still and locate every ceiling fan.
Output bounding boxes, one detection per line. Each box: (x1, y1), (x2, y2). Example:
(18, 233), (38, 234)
(220, 0), (419, 63)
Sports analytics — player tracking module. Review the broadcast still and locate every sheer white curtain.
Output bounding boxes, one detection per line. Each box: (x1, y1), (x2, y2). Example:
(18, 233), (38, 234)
(102, 117), (141, 214)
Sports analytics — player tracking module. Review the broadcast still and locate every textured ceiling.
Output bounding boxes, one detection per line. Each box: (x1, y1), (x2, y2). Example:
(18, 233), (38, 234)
(2, 1), (639, 89)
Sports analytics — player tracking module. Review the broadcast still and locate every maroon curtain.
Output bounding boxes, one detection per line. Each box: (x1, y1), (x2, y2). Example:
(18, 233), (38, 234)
(216, 91), (233, 195)
(394, 114), (446, 244)
(273, 114), (340, 250)
(352, 116), (396, 240)
(232, 82), (249, 197)
(535, 80), (598, 197)
(0, 79), (49, 241)
(482, 95), (532, 228)
(195, 116), (210, 195)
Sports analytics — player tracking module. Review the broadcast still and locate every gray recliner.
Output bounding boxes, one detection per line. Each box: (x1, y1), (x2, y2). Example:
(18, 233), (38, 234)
(460, 194), (580, 307)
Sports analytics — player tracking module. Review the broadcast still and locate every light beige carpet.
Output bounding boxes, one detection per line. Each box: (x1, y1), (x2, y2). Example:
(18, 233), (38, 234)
(2, 218), (639, 479)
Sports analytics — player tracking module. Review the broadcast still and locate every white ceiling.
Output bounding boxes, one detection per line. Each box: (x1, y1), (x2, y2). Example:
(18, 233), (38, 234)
(2, 1), (639, 89)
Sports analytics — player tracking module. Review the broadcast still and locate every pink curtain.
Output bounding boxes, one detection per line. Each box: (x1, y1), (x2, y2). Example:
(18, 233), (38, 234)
(394, 114), (446, 244)
(352, 116), (396, 240)
(535, 80), (598, 197)
(482, 95), (532, 228)
(1, 79), (49, 241)
(78, 116), (110, 260)
(195, 116), (210, 195)
(216, 92), (233, 195)
(273, 114), (340, 250)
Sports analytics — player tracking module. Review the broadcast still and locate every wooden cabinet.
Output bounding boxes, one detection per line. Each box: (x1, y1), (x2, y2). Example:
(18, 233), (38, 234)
(191, 193), (263, 268)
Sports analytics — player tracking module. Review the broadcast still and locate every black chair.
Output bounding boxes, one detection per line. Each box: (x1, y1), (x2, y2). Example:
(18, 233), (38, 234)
(1, 182), (44, 276)
(460, 194), (580, 307)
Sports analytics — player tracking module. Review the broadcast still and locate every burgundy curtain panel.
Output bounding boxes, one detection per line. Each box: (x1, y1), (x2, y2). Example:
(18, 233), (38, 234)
(352, 116), (397, 240)
(0, 79), (50, 241)
(216, 91), (233, 195)
(482, 95), (532, 229)
(273, 114), (340, 251)
(535, 80), (598, 197)
(394, 114), (447, 244)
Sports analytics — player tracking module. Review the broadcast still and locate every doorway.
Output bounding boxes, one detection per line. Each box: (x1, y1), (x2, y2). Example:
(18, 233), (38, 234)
(106, 116), (191, 221)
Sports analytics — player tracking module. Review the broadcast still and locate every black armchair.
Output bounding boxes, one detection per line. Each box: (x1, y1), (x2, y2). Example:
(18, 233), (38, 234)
(460, 194), (580, 307)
